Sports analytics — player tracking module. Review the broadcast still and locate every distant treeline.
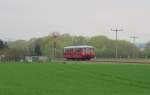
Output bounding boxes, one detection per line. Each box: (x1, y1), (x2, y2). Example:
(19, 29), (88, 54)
(1, 33), (150, 60)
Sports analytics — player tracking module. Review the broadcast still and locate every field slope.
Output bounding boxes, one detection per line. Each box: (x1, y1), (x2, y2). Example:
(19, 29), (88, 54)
(0, 62), (150, 95)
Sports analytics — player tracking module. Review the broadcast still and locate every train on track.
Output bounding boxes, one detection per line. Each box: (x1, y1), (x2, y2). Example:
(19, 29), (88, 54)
(63, 45), (95, 60)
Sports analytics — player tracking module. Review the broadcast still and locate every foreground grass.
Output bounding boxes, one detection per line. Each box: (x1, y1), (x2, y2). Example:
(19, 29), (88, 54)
(0, 62), (150, 95)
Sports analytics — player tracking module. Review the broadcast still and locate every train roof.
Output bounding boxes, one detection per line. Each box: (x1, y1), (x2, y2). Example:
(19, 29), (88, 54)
(64, 45), (94, 49)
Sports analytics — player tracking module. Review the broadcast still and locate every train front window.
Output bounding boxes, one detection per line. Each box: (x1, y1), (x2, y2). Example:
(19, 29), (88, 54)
(64, 48), (73, 52)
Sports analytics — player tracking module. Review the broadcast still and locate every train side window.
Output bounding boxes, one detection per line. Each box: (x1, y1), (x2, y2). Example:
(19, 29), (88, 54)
(67, 49), (69, 52)
(91, 48), (94, 52)
(83, 48), (86, 53)
(71, 48), (73, 52)
(89, 48), (92, 53)
(75, 48), (81, 52)
(86, 48), (93, 53)
(87, 48), (90, 53)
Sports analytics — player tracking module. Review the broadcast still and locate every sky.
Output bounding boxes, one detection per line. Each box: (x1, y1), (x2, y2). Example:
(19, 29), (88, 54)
(0, 0), (150, 43)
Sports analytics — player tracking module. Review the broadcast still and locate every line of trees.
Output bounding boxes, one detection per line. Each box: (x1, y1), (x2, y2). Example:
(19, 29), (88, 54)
(0, 33), (150, 60)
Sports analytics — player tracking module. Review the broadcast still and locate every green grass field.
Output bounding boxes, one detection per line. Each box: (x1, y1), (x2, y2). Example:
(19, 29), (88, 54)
(0, 62), (150, 95)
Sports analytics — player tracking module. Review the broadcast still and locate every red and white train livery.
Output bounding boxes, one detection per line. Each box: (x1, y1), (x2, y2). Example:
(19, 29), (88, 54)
(64, 45), (95, 60)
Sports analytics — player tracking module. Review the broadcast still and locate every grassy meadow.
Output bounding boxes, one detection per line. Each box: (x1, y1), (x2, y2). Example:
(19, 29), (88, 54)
(0, 62), (150, 95)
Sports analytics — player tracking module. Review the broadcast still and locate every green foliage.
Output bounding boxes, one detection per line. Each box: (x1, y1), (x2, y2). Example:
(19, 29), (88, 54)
(0, 63), (149, 95)
(89, 36), (140, 58)
(117, 40), (141, 58)
(34, 44), (42, 56)
(8, 40), (29, 49)
(142, 42), (150, 58)
(6, 34), (141, 58)
(143, 48), (150, 58)
(0, 40), (8, 50)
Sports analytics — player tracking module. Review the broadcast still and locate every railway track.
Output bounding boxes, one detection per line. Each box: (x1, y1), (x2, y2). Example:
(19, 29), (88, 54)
(82, 59), (150, 64)
(55, 58), (150, 64)
(63, 59), (150, 64)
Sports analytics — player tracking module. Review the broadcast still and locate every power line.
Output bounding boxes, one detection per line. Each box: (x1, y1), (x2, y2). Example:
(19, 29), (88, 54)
(111, 28), (123, 58)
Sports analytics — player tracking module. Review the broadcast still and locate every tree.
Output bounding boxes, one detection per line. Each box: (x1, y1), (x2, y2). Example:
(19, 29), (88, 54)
(143, 41), (150, 58)
(0, 40), (5, 50)
(34, 44), (42, 56)
(6, 34), (142, 58)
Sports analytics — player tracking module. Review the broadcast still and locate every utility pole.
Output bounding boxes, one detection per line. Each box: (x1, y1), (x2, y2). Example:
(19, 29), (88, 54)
(130, 36), (138, 44)
(52, 32), (60, 59)
(111, 28), (123, 58)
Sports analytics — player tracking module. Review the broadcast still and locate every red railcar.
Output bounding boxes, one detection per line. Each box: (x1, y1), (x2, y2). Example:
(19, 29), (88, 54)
(64, 45), (95, 60)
